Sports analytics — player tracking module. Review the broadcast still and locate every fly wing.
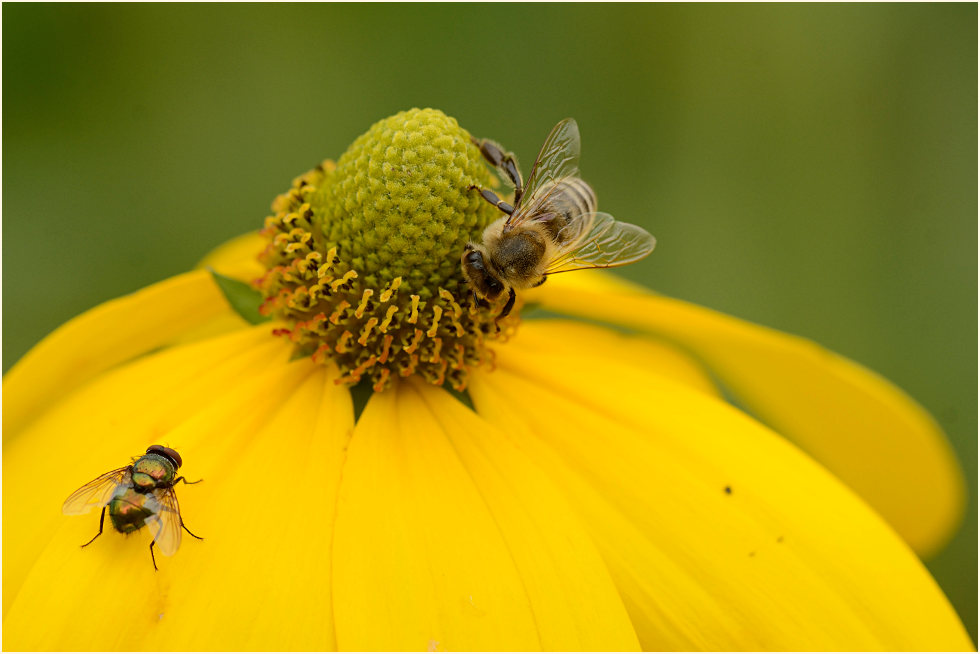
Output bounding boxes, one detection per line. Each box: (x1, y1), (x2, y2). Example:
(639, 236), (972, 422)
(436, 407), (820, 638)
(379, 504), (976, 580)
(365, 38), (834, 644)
(62, 468), (130, 515)
(507, 118), (581, 228)
(544, 212), (656, 275)
(144, 487), (183, 556)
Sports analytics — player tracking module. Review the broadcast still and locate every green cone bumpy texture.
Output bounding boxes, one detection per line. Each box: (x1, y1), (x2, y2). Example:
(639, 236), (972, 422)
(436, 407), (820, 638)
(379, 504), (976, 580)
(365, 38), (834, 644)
(258, 108), (517, 391)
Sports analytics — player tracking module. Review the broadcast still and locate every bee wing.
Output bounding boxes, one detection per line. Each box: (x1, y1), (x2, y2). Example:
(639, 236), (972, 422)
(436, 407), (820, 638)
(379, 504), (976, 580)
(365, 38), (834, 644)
(508, 118), (581, 227)
(144, 487), (183, 556)
(545, 212), (656, 275)
(62, 467), (130, 515)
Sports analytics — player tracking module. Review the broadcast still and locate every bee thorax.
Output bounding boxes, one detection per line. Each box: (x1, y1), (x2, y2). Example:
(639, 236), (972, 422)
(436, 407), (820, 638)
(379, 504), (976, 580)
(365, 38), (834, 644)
(492, 230), (547, 288)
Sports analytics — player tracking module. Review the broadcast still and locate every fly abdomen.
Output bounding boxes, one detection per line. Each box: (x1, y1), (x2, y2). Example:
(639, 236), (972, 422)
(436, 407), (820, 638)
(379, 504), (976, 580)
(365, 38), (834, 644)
(109, 489), (154, 534)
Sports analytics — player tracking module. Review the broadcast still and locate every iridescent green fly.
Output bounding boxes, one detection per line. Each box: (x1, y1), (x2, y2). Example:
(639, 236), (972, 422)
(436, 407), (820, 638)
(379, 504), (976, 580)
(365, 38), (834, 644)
(62, 445), (203, 570)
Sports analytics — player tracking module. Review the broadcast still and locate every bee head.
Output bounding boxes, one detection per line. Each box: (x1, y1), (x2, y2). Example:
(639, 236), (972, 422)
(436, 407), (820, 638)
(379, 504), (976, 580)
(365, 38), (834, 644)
(461, 244), (505, 301)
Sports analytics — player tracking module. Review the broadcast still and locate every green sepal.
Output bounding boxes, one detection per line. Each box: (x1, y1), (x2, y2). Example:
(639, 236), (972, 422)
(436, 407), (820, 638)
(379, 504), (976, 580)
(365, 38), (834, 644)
(348, 380), (475, 424)
(209, 269), (270, 325)
(290, 343), (319, 361)
(350, 378), (375, 424)
(447, 387), (475, 412)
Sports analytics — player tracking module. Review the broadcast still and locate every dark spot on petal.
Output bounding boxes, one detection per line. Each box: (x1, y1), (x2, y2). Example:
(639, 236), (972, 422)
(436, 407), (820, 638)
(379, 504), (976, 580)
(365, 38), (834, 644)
(776, 536), (784, 543)
(748, 551), (756, 557)
(724, 486), (732, 494)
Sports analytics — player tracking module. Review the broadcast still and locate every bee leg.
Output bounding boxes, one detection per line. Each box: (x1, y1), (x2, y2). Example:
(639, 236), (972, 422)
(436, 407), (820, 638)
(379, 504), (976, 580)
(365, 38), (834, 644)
(468, 185), (514, 215)
(499, 287), (517, 319)
(149, 540), (159, 572)
(530, 276), (548, 288)
(173, 476), (203, 485)
(181, 520), (204, 541)
(469, 290), (490, 310)
(471, 137), (524, 205)
(81, 507), (106, 548)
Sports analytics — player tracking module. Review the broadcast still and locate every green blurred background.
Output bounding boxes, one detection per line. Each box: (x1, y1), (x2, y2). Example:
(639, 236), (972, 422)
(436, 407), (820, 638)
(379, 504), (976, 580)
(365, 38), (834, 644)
(3, 3), (976, 639)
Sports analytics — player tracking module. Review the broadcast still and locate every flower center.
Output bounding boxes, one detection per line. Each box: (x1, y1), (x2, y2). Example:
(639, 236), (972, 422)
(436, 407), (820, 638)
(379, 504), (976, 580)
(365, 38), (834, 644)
(257, 108), (518, 391)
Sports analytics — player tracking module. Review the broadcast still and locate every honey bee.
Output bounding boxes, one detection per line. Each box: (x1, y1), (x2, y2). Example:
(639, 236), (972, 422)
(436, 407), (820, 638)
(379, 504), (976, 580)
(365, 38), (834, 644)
(462, 118), (656, 318)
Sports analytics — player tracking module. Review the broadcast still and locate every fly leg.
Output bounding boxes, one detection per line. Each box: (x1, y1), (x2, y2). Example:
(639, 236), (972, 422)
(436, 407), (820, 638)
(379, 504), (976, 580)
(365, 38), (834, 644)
(81, 507), (106, 548)
(471, 137), (524, 205)
(181, 521), (204, 540)
(468, 185), (514, 215)
(149, 540), (159, 571)
(171, 476), (204, 540)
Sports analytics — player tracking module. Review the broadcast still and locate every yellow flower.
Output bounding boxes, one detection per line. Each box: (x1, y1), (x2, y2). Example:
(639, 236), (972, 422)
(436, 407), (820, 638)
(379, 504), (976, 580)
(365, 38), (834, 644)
(2, 109), (971, 651)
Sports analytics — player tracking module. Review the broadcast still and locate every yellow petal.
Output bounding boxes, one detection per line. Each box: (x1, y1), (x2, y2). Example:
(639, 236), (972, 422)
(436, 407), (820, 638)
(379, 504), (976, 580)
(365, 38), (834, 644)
(3, 270), (248, 437)
(3, 326), (353, 650)
(410, 378), (640, 650)
(161, 364), (351, 650)
(331, 379), (639, 651)
(528, 274), (965, 557)
(3, 326), (286, 614)
(196, 230), (267, 282)
(507, 318), (720, 397)
(469, 323), (972, 650)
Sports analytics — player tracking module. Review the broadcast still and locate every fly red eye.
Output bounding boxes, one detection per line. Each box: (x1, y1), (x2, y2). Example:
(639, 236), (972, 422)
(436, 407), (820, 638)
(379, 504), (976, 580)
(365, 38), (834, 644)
(146, 444), (182, 468)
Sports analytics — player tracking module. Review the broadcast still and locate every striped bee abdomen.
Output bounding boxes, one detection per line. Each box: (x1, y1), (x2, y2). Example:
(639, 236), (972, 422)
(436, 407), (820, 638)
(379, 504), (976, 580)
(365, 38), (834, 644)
(539, 177), (597, 243)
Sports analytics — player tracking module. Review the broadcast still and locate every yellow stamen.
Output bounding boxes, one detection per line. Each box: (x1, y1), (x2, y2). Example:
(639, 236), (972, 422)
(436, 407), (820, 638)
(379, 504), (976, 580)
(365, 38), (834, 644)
(407, 295), (421, 324)
(358, 318), (380, 346)
(329, 301), (351, 324)
(354, 289), (374, 319)
(379, 306), (399, 332)
(330, 270), (358, 293)
(427, 306), (443, 339)
(335, 330), (354, 353)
